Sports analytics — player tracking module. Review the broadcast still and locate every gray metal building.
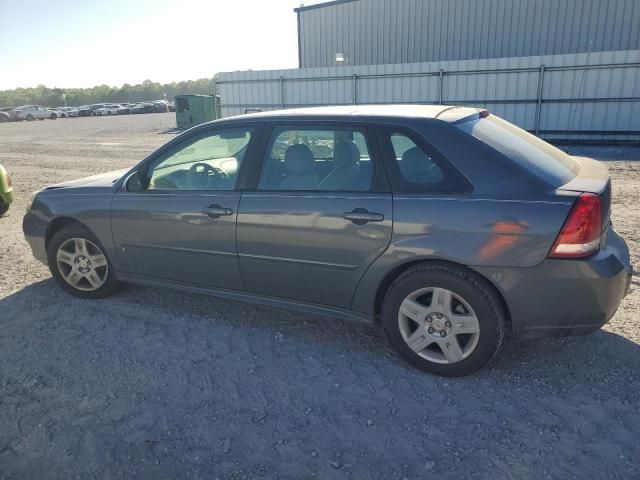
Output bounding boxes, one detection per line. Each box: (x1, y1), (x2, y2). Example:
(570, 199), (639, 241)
(217, 0), (640, 142)
(296, 0), (640, 68)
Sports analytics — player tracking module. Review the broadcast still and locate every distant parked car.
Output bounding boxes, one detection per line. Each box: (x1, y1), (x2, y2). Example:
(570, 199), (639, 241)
(63, 107), (79, 118)
(96, 104), (123, 116)
(23, 105), (632, 376)
(0, 111), (10, 123)
(151, 100), (169, 113)
(11, 105), (57, 121)
(131, 102), (157, 114)
(48, 108), (66, 118)
(77, 104), (106, 117)
(0, 163), (14, 216)
(116, 104), (132, 115)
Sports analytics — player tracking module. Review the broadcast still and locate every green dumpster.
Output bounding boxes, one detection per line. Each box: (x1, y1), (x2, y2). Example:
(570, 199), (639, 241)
(175, 94), (220, 129)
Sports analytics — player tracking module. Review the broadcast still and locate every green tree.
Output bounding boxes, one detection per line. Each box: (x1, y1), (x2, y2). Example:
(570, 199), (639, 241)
(0, 78), (216, 108)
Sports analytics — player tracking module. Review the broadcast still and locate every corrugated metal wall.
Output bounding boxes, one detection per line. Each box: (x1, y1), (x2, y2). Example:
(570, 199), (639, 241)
(296, 0), (640, 68)
(217, 50), (640, 142)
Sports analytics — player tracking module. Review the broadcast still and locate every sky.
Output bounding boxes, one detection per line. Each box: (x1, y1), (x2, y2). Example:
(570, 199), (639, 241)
(0, 0), (325, 90)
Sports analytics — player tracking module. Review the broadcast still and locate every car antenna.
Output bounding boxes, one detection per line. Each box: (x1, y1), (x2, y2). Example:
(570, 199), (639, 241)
(566, 40), (593, 155)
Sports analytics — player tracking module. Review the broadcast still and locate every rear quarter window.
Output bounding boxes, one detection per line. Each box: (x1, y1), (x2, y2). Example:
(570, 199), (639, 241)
(456, 115), (579, 188)
(380, 127), (472, 194)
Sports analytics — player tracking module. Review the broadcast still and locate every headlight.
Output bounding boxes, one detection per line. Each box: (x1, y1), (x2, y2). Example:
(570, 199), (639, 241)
(26, 190), (40, 213)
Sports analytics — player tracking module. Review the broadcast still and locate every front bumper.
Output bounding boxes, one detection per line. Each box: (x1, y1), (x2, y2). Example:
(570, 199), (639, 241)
(23, 211), (49, 265)
(474, 229), (633, 339)
(0, 188), (15, 205)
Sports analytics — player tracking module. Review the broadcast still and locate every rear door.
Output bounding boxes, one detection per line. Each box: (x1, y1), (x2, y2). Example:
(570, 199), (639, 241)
(236, 122), (393, 308)
(111, 124), (260, 290)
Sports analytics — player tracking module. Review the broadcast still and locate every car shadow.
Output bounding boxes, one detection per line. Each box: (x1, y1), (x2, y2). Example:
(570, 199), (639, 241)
(1, 278), (638, 383)
(157, 128), (183, 135)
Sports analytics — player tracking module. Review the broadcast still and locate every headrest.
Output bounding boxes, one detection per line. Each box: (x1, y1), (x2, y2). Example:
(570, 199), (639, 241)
(400, 147), (427, 176)
(284, 144), (315, 174)
(333, 140), (360, 167)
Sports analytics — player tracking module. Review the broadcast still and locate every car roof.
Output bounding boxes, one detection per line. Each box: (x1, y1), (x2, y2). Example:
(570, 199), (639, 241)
(221, 104), (483, 124)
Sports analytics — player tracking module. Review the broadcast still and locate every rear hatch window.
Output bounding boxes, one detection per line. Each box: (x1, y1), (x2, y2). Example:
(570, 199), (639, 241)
(456, 115), (580, 188)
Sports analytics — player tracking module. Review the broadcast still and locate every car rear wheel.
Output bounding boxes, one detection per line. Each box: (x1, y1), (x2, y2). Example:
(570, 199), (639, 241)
(50, 114), (57, 120)
(47, 224), (119, 299)
(26, 114), (34, 121)
(381, 263), (507, 377)
(0, 200), (8, 216)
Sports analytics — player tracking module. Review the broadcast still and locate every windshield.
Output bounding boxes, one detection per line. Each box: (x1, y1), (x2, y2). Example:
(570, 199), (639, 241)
(457, 115), (580, 187)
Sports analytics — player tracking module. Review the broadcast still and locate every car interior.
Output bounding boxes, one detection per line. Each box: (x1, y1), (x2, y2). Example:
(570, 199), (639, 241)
(147, 130), (251, 191)
(260, 129), (374, 191)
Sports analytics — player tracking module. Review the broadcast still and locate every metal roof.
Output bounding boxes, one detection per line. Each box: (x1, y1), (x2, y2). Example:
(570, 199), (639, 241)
(294, 0), (358, 13)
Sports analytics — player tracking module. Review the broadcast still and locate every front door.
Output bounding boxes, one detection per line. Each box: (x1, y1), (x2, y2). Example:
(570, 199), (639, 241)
(237, 123), (393, 308)
(111, 125), (259, 290)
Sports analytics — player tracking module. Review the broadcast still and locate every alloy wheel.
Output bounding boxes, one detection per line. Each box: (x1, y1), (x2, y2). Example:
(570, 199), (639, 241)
(56, 238), (109, 291)
(398, 287), (480, 364)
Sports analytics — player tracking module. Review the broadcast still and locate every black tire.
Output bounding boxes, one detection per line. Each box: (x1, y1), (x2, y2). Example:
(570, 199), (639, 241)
(26, 114), (34, 121)
(381, 262), (507, 377)
(89, 111), (96, 116)
(50, 113), (57, 120)
(47, 223), (119, 299)
(0, 200), (8, 216)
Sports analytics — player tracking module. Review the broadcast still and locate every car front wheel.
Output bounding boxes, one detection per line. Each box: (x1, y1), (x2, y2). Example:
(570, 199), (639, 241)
(47, 224), (119, 299)
(382, 263), (507, 377)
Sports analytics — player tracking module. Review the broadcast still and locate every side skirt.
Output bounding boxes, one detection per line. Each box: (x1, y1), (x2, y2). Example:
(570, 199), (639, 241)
(116, 272), (376, 325)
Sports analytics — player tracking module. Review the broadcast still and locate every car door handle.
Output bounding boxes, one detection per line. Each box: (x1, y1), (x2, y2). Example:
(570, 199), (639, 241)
(343, 208), (384, 225)
(201, 205), (233, 218)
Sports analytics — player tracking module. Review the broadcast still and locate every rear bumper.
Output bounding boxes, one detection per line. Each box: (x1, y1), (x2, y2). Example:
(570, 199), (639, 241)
(23, 212), (49, 265)
(474, 229), (633, 339)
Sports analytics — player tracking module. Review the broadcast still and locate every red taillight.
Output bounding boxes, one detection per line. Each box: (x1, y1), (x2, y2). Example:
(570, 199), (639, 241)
(549, 193), (602, 258)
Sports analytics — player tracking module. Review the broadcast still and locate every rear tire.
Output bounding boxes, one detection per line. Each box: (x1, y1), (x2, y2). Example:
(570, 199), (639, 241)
(47, 224), (119, 299)
(381, 263), (507, 377)
(50, 113), (57, 120)
(26, 114), (34, 121)
(0, 200), (8, 216)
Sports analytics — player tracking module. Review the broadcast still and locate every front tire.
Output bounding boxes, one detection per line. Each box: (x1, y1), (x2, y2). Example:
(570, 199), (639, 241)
(47, 224), (119, 299)
(26, 114), (34, 121)
(50, 113), (57, 120)
(381, 263), (507, 377)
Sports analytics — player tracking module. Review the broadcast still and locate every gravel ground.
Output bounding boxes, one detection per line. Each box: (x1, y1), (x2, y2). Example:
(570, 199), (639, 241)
(0, 114), (638, 479)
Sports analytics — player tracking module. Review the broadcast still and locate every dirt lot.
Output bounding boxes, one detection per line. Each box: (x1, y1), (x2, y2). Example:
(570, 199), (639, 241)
(0, 114), (638, 479)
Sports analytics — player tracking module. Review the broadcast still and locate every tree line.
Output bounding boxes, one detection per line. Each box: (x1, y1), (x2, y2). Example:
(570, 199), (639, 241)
(0, 78), (216, 108)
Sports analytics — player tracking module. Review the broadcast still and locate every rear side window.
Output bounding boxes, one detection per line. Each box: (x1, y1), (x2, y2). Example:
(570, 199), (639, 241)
(382, 129), (472, 194)
(456, 115), (579, 187)
(259, 126), (374, 192)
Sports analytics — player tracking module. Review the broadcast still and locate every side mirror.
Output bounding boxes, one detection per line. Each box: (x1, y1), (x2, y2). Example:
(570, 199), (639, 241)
(124, 171), (143, 192)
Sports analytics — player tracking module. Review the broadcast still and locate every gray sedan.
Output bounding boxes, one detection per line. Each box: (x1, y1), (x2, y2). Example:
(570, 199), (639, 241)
(23, 105), (632, 376)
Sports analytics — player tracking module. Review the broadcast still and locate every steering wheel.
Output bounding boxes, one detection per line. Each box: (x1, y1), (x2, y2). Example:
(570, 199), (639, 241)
(188, 162), (228, 189)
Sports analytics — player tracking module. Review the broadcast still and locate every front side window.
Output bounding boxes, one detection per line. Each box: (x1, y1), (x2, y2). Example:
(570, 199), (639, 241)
(146, 128), (253, 191)
(259, 127), (373, 191)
